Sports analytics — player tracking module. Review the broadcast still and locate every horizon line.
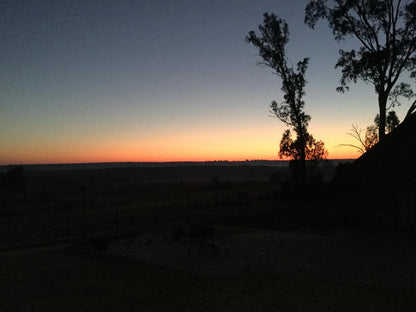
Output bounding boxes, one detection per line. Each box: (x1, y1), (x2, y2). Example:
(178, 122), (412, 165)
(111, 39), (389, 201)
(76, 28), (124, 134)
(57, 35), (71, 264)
(0, 158), (357, 167)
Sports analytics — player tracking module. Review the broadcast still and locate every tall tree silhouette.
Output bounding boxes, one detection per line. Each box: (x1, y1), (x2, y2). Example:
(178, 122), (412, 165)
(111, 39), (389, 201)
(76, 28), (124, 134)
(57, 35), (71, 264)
(305, 0), (416, 141)
(246, 13), (327, 186)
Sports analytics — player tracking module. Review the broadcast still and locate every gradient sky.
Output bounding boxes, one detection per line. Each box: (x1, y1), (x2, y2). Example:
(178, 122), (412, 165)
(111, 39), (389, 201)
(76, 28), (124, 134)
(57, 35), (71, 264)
(1, 0), (414, 164)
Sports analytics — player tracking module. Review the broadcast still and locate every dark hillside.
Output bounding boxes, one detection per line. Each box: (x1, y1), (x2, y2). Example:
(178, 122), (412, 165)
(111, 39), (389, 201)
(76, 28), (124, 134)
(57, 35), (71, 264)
(332, 113), (416, 231)
(353, 113), (416, 188)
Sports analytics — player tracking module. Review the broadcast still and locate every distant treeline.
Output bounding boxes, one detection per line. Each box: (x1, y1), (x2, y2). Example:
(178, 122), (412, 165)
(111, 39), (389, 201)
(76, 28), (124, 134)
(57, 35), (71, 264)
(0, 160), (289, 173)
(0, 159), (354, 173)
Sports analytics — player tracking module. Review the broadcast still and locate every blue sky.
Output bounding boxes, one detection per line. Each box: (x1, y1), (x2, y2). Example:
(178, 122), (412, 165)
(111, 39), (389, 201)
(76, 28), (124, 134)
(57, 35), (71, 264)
(1, 0), (413, 164)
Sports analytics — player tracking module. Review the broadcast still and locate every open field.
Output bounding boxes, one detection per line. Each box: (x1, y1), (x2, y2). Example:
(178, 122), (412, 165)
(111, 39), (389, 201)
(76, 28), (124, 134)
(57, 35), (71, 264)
(1, 165), (291, 250)
(1, 164), (415, 311)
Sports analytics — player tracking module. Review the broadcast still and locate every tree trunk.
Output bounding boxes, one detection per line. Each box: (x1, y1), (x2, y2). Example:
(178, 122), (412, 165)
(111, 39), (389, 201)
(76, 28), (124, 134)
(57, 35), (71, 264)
(378, 93), (388, 141)
(298, 133), (307, 187)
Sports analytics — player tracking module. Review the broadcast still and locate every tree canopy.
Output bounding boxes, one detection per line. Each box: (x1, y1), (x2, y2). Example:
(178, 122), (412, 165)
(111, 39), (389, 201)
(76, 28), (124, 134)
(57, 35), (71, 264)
(305, 0), (416, 141)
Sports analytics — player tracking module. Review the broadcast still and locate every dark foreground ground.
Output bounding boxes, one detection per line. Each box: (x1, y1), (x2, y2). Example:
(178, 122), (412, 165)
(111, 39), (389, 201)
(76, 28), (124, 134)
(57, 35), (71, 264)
(1, 165), (415, 311)
(3, 243), (415, 312)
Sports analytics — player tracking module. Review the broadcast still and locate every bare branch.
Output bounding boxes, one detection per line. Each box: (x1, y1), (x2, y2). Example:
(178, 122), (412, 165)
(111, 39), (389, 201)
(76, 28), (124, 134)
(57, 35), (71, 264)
(337, 143), (365, 155)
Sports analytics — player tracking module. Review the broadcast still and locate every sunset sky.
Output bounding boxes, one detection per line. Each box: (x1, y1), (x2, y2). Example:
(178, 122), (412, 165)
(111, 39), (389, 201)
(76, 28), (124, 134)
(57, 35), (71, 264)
(1, 0), (414, 165)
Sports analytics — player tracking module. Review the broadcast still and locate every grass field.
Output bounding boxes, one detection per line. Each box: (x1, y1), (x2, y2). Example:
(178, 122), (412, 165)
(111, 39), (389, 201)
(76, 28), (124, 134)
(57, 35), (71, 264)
(1, 165), (291, 251)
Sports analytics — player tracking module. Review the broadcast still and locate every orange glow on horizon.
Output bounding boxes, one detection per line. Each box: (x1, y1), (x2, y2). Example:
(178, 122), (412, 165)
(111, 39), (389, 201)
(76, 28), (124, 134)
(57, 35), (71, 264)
(0, 143), (358, 165)
(0, 123), (360, 165)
